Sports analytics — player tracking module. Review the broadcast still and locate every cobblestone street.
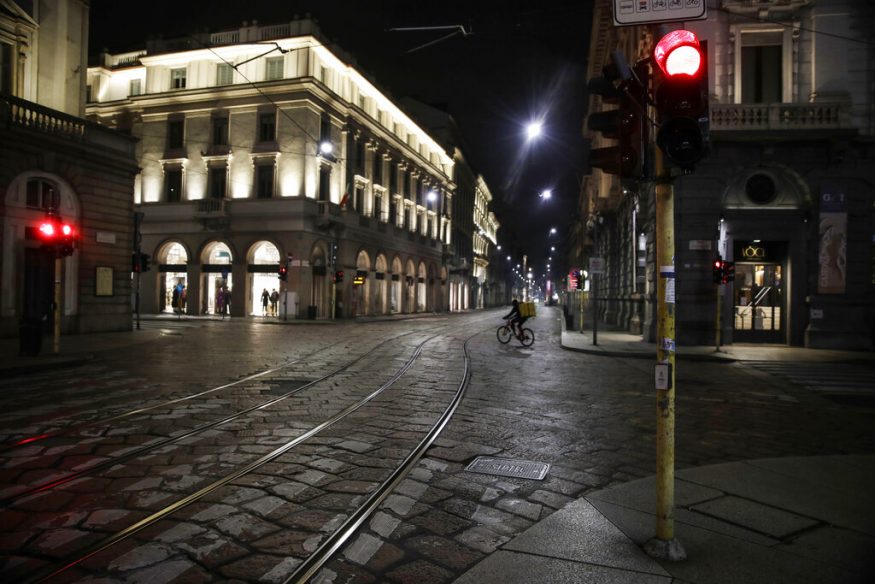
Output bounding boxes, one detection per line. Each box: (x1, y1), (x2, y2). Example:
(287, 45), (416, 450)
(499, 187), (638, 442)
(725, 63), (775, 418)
(0, 307), (872, 583)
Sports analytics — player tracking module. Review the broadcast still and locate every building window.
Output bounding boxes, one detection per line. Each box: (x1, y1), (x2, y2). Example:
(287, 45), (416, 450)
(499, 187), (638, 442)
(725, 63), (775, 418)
(390, 163), (398, 194)
(405, 206), (413, 230)
(211, 117), (228, 147)
(266, 56), (284, 81)
(165, 168), (183, 202)
(129, 79), (142, 96)
(320, 113), (331, 142)
(0, 43), (12, 95)
(354, 185), (364, 213)
(390, 197), (398, 224)
(217, 63), (234, 86)
(374, 191), (383, 220)
(318, 166), (331, 202)
(258, 112), (276, 142)
(355, 140), (365, 175)
(373, 154), (383, 185)
(171, 67), (187, 89)
(740, 30), (782, 103)
(26, 179), (58, 211)
(255, 163), (274, 199)
(167, 119), (184, 150)
(208, 166), (227, 199)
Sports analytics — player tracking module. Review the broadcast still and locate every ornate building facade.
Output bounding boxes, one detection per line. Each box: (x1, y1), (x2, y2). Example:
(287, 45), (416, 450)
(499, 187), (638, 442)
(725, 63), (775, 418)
(578, 0), (874, 349)
(86, 19), (454, 319)
(1, 0), (138, 339)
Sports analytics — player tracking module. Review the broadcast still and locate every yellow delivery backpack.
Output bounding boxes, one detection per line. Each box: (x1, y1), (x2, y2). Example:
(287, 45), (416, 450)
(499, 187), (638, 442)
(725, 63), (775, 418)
(519, 301), (536, 318)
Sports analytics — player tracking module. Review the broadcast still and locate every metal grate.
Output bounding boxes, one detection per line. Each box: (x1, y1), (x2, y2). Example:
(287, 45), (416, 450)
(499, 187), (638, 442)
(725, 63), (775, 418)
(465, 457), (550, 480)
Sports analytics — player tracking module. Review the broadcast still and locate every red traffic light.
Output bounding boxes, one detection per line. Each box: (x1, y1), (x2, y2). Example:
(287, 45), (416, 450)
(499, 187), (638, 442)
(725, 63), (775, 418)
(654, 30), (702, 78)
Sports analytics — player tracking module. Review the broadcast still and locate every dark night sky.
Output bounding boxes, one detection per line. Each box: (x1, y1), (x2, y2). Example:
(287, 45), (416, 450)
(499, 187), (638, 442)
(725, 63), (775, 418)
(89, 0), (593, 272)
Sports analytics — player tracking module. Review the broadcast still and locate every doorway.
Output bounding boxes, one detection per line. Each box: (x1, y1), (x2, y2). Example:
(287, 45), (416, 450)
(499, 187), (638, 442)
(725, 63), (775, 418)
(733, 262), (784, 342)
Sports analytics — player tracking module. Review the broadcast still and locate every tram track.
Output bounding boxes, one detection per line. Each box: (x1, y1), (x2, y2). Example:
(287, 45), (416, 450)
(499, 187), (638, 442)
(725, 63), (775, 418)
(18, 324), (484, 583)
(0, 329), (432, 506)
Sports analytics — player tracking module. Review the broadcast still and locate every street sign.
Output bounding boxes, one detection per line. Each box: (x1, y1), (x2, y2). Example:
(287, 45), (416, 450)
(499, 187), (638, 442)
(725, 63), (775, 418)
(589, 257), (605, 274)
(613, 0), (706, 27)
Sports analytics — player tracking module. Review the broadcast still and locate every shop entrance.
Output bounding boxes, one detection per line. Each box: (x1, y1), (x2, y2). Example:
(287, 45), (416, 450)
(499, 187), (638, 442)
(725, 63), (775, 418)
(732, 241), (786, 343)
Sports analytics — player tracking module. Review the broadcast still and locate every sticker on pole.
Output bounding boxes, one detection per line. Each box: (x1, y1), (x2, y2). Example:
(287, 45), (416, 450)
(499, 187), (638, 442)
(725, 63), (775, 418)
(655, 362), (672, 391)
(613, 0), (707, 27)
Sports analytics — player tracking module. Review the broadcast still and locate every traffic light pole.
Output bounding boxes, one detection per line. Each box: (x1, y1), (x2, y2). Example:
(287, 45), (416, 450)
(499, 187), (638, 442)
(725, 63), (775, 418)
(646, 142), (686, 562)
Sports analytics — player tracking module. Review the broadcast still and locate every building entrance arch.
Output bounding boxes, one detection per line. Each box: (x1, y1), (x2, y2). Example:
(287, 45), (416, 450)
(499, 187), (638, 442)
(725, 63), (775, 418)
(201, 241), (233, 316)
(247, 241), (280, 316)
(158, 241), (189, 314)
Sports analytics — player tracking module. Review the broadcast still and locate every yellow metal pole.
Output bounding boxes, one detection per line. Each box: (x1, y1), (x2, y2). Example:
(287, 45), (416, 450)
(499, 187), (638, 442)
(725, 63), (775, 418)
(53, 255), (61, 354)
(645, 146), (686, 561)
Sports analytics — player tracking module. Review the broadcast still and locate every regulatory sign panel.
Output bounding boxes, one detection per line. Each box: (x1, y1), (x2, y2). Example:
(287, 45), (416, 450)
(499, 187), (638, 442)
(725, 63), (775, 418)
(613, 0), (707, 26)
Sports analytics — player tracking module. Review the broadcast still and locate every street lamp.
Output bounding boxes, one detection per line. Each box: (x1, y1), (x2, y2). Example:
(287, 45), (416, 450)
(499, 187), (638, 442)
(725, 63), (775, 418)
(526, 120), (543, 141)
(549, 227), (557, 236)
(539, 189), (552, 200)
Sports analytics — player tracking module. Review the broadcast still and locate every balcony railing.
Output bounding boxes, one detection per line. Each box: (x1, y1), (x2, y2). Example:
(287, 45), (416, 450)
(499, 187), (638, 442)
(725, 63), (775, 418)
(1, 93), (135, 155)
(710, 102), (850, 132)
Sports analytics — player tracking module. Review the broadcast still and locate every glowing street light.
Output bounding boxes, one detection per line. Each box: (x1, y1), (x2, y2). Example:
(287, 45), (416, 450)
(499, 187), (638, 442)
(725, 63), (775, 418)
(526, 120), (543, 141)
(549, 227), (557, 236)
(319, 141), (334, 155)
(539, 189), (552, 200)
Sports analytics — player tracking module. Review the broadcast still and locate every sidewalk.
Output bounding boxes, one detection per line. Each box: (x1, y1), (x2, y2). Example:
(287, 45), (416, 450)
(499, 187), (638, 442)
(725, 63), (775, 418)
(452, 320), (875, 583)
(453, 454), (875, 584)
(560, 324), (875, 363)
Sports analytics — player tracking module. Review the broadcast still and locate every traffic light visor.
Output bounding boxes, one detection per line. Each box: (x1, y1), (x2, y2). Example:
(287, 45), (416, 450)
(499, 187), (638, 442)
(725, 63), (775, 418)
(654, 30), (702, 77)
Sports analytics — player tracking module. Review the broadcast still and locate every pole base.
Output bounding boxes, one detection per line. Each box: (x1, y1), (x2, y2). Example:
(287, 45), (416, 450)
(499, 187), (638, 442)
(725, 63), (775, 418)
(644, 537), (686, 561)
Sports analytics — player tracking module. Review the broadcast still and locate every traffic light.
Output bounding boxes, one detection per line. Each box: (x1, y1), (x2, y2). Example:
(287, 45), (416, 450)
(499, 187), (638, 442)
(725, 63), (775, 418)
(334, 270), (344, 283)
(140, 253), (151, 272)
(586, 50), (646, 178)
(712, 256), (724, 284)
(576, 271), (584, 290)
(132, 252), (140, 273)
(278, 264), (288, 281)
(37, 215), (77, 257)
(653, 30), (709, 170)
(722, 261), (735, 284)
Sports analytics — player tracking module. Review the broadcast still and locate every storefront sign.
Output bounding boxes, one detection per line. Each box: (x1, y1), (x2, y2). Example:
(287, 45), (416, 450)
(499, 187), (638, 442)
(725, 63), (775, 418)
(689, 240), (711, 251)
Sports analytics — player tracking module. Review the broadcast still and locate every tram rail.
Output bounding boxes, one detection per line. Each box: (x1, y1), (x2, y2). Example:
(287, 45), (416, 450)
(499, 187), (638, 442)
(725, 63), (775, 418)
(14, 323), (485, 583)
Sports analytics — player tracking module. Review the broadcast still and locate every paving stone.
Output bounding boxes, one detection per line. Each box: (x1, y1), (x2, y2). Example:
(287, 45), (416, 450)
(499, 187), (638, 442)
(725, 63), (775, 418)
(214, 513), (279, 540)
(386, 559), (453, 584)
(455, 524), (512, 554)
(382, 494), (417, 517)
(189, 504), (236, 523)
(220, 553), (298, 582)
(410, 509), (473, 536)
(107, 542), (172, 571)
(342, 532), (383, 565)
(369, 511), (402, 538)
(406, 535), (483, 570)
(336, 440), (376, 453)
(242, 496), (288, 518)
(530, 489), (574, 509)
(691, 495), (820, 538)
(495, 497), (543, 521)
(323, 479), (378, 494)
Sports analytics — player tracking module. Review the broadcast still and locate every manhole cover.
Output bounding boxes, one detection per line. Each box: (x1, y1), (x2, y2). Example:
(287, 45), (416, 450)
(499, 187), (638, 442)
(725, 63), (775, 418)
(465, 457), (550, 480)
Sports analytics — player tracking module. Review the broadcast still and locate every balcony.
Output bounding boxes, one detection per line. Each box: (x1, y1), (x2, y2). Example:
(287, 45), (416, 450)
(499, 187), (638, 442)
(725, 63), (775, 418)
(1, 94), (135, 156)
(710, 102), (851, 133)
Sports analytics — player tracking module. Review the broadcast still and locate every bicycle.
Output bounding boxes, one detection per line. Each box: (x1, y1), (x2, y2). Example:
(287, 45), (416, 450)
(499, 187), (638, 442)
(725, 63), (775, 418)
(497, 319), (535, 347)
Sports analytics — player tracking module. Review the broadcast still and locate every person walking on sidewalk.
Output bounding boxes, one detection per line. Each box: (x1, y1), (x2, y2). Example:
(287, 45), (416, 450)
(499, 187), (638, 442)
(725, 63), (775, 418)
(261, 288), (270, 316)
(270, 289), (279, 317)
(221, 287), (231, 319)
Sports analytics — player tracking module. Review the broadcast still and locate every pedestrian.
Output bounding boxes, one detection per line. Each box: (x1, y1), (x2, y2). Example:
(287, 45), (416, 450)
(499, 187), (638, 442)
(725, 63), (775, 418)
(261, 288), (270, 316)
(270, 288), (279, 316)
(180, 284), (187, 313)
(222, 287), (231, 319)
(215, 287), (224, 317)
(171, 285), (180, 316)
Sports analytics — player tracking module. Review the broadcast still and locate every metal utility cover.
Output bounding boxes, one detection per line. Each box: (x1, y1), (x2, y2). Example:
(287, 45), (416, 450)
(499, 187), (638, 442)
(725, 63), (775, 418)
(465, 457), (550, 480)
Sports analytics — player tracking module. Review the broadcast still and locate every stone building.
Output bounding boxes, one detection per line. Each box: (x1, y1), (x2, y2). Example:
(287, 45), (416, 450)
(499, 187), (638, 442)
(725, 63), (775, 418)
(86, 18), (454, 319)
(1, 0), (138, 341)
(577, 0), (874, 349)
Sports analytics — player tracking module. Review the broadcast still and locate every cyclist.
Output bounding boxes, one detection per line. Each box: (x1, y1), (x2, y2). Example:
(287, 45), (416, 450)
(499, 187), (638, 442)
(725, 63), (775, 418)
(502, 299), (528, 340)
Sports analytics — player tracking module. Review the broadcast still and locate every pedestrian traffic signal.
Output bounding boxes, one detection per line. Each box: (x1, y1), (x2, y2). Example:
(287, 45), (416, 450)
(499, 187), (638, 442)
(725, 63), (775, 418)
(132, 252), (151, 273)
(334, 270), (344, 284)
(278, 264), (288, 281)
(653, 30), (709, 170)
(36, 215), (77, 257)
(586, 50), (646, 178)
(712, 256), (724, 284)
